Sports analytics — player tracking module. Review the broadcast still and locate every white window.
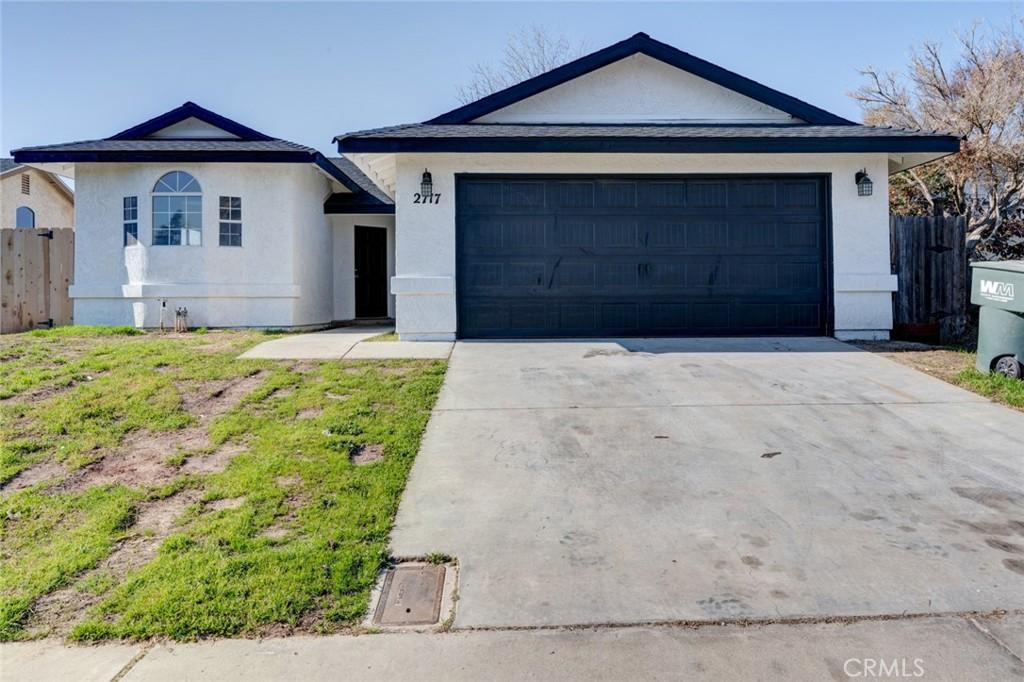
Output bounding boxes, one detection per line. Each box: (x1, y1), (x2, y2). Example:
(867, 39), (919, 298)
(219, 196), (241, 246)
(123, 196), (138, 245)
(21, 174), (30, 195)
(16, 206), (35, 228)
(152, 171), (202, 246)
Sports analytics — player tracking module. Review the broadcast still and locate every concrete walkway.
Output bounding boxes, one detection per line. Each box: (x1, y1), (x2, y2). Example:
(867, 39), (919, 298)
(239, 326), (451, 360)
(392, 337), (1024, 629)
(5, 614), (1022, 681)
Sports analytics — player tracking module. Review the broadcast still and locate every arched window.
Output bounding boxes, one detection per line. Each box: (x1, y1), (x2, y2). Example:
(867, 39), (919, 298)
(152, 171), (202, 245)
(16, 206), (35, 228)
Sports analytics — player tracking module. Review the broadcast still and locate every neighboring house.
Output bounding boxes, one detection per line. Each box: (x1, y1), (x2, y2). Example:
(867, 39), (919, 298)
(1, 158), (74, 229)
(14, 33), (959, 339)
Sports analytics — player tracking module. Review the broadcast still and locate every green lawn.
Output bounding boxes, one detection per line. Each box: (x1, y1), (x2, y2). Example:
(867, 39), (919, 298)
(955, 366), (1024, 410)
(0, 327), (446, 641)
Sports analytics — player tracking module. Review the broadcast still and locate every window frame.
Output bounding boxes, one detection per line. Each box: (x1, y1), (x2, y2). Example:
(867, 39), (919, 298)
(151, 171), (203, 247)
(218, 196), (242, 247)
(123, 196), (139, 246)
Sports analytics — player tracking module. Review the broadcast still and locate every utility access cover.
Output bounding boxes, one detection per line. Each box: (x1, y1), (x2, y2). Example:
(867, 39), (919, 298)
(373, 564), (445, 626)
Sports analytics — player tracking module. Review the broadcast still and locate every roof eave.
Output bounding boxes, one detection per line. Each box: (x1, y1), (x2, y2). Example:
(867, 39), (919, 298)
(11, 149), (317, 164)
(337, 136), (961, 155)
(323, 201), (396, 215)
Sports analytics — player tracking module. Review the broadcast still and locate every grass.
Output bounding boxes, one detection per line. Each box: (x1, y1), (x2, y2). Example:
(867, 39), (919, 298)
(364, 332), (399, 342)
(856, 341), (1024, 413)
(954, 366), (1024, 410)
(0, 326), (446, 641)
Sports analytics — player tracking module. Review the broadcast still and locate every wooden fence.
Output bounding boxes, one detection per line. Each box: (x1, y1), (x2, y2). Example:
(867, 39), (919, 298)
(889, 215), (969, 344)
(1, 228), (75, 334)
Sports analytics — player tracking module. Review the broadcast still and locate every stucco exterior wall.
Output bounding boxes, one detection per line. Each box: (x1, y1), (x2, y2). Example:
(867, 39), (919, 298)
(391, 152), (894, 341)
(70, 162), (336, 328)
(329, 214), (395, 321)
(477, 54), (796, 124)
(1, 167), (74, 229)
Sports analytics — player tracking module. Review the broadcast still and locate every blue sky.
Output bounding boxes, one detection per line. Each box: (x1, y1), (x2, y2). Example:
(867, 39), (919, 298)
(2, 1), (1020, 155)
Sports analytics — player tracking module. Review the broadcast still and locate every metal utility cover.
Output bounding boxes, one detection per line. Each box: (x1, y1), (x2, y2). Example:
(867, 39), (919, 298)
(373, 564), (446, 626)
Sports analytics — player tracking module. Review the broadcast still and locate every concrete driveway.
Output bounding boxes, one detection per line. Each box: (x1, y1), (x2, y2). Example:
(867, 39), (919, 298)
(391, 338), (1024, 629)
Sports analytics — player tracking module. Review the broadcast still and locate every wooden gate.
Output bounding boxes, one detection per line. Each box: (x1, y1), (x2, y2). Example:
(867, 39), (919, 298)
(1, 228), (75, 333)
(889, 216), (969, 344)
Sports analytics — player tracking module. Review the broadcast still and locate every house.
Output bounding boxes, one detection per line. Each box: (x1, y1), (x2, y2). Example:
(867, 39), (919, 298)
(13, 33), (959, 339)
(12, 103), (394, 329)
(1, 158), (74, 229)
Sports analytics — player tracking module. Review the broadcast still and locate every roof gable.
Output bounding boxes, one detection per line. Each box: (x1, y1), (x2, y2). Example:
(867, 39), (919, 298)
(428, 32), (854, 126)
(476, 53), (796, 124)
(109, 101), (274, 141)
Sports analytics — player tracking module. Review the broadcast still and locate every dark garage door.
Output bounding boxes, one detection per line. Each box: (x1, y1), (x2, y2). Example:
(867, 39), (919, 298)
(456, 175), (830, 338)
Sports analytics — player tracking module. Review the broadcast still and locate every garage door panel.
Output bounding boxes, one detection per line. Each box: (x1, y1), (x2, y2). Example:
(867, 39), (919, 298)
(730, 221), (777, 248)
(595, 218), (639, 248)
(457, 175), (829, 338)
(505, 182), (546, 208)
(686, 221), (729, 248)
(638, 182), (687, 208)
(781, 180), (821, 208)
(736, 181), (778, 208)
(686, 181), (730, 208)
(597, 182), (638, 208)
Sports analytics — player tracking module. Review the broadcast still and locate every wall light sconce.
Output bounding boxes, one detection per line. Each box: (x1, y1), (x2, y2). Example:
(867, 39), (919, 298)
(420, 169), (433, 197)
(855, 169), (873, 197)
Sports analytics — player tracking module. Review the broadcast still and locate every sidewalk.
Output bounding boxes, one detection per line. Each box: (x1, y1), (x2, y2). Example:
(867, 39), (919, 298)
(238, 326), (451, 360)
(4, 614), (1021, 682)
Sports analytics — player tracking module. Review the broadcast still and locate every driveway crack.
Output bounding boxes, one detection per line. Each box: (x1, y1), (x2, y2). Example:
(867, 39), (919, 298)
(109, 642), (154, 681)
(968, 617), (1024, 666)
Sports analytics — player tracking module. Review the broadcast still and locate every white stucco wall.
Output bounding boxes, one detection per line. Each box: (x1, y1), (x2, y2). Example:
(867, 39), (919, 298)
(329, 214), (395, 320)
(477, 54), (797, 124)
(391, 153), (895, 341)
(70, 162), (337, 328)
(1, 168), (74, 229)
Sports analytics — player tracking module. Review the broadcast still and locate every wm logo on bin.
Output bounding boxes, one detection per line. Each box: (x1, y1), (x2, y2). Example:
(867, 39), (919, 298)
(980, 279), (1015, 303)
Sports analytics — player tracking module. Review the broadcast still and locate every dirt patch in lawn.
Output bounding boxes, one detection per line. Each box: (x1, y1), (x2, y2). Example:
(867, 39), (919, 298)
(351, 444), (385, 465)
(24, 488), (203, 638)
(297, 407), (323, 420)
(205, 496), (245, 512)
(59, 374), (264, 492)
(854, 341), (973, 383)
(179, 372), (266, 420)
(179, 442), (248, 475)
(3, 460), (66, 492)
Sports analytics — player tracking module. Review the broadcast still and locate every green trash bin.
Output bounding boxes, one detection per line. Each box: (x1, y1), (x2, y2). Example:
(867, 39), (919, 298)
(971, 260), (1024, 379)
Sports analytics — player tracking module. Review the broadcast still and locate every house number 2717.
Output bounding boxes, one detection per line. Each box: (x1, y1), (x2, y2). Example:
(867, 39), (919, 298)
(413, 192), (441, 204)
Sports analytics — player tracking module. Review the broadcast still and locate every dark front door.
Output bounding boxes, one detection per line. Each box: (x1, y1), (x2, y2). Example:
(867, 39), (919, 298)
(456, 175), (831, 338)
(355, 225), (388, 318)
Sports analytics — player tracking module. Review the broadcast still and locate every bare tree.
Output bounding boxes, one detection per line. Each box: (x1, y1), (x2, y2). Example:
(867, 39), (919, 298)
(851, 20), (1024, 254)
(457, 26), (587, 104)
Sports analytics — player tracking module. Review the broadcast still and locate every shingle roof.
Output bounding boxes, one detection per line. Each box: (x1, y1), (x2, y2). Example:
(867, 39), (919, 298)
(336, 123), (960, 154)
(327, 156), (392, 205)
(13, 102), (322, 164)
(323, 157), (394, 214)
(1, 158), (22, 174)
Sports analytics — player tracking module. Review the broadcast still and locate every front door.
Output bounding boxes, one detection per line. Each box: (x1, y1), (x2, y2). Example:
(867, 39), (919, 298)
(355, 225), (388, 318)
